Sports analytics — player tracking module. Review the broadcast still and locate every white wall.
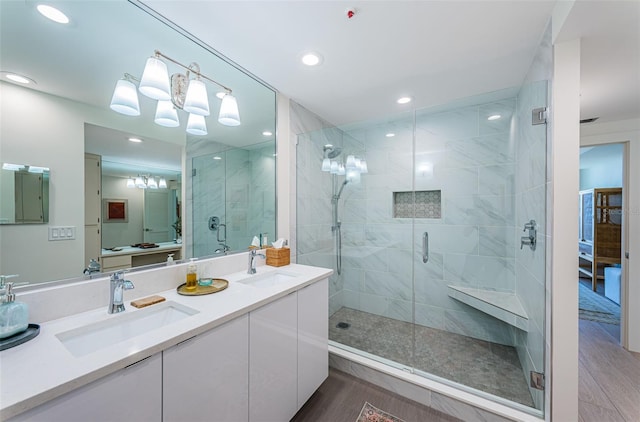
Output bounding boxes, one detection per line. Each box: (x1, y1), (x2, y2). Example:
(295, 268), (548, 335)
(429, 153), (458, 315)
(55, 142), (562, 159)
(549, 38), (581, 422)
(579, 143), (623, 190)
(0, 82), (86, 283)
(101, 175), (144, 248)
(581, 118), (640, 352)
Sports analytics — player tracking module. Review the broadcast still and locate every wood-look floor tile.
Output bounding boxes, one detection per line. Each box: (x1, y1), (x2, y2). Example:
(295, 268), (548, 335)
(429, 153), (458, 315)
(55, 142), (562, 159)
(578, 320), (640, 422)
(579, 400), (626, 422)
(291, 368), (461, 422)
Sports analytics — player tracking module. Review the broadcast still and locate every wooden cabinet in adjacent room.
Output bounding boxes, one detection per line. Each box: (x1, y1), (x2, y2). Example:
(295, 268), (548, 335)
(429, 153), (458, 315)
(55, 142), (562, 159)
(578, 188), (622, 290)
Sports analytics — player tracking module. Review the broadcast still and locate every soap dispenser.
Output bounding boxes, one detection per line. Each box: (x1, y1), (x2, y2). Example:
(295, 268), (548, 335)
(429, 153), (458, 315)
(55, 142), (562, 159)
(186, 259), (198, 291)
(0, 275), (29, 339)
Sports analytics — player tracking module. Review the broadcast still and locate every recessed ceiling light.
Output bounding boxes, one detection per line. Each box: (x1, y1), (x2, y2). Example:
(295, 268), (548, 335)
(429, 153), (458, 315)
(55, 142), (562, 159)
(385, 133), (395, 138)
(5, 73), (32, 84)
(213, 156), (222, 160)
(128, 137), (143, 143)
(397, 97), (412, 105)
(262, 131), (273, 137)
(216, 91), (226, 99)
(301, 52), (322, 66)
(324, 144), (333, 148)
(36, 4), (70, 24)
(487, 114), (501, 121)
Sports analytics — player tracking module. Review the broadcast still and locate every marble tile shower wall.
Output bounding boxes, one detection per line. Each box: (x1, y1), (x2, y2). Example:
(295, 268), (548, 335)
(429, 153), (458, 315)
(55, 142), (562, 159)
(191, 153), (227, 257)
(296, 128), (345, 315)
(188, 140), (275, 257)
(513, 80), (548, 410)
(247, 145), (276, 247)
(339, 99), (518, 346)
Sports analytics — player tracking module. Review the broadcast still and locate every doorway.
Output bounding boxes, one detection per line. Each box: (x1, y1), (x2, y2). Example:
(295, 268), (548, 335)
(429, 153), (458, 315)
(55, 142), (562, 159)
(578, 143), (625, 338)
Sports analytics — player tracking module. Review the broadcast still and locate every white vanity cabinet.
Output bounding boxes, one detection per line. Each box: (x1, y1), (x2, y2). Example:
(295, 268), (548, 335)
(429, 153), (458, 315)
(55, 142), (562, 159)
(162, 314), (249, 422)
(249, 278), (329, 421)
(3, 274), (331, 422)
(297, 278), (329, 409)
(9, 353), (162, 422)
(249, 292), (298, 422)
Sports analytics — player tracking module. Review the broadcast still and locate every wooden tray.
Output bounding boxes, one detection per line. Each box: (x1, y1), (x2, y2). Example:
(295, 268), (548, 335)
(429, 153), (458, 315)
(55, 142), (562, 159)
(177, 278), (228, 296)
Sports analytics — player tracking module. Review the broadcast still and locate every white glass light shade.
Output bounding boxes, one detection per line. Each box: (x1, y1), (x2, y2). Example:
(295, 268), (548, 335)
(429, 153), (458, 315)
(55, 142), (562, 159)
(186, 113), (208, 136)
(330, 161), (339, 174)
(359, 159), (368, 174)
(346, 169), (361, 184)
(126, 178), (135, 188)
(139, 57), (171, 100)
(147, 177), (158, 189)
(321, 158), (331, 172)
(183, 79), (210, 116)
(158, 178), (167, 189)
(154, 101), (180, 127)
(345, 155), (356, 169)
(218, 94), (241, 126)
(135, 176), (147, 189)
(110, 79), (140, 116)
(337, 164), (346, 176)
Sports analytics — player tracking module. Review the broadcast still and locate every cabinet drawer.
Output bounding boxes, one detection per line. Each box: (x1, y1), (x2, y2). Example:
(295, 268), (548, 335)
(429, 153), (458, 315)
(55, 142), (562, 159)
(102, 255), (131, 270)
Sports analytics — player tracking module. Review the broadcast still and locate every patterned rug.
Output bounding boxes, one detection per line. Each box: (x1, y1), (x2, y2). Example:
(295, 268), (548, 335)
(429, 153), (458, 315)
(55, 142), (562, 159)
(356, 402), (406, 422)
(579, 283), (620, 325)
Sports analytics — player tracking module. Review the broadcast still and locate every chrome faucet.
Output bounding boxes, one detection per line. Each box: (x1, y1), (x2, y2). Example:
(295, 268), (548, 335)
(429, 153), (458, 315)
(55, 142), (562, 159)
(215, 242), (231, 254)
(83, 259), (101, 276)
(247, 249), (266, 274)
(108, 271), (135, 314)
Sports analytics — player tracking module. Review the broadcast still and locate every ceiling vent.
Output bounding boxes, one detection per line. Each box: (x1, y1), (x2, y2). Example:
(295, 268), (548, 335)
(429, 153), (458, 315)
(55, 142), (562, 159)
(580, 117), (599, 124)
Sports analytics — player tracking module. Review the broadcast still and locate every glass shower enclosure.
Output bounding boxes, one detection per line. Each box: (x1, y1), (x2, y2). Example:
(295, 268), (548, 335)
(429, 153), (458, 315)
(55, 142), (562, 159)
(296, 82), (548, 414)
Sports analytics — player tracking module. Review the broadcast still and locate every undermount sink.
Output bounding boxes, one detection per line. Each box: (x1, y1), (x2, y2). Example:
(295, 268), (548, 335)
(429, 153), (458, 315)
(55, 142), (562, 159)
(56, 301), (199, 357)
(237, 271), (300, 288)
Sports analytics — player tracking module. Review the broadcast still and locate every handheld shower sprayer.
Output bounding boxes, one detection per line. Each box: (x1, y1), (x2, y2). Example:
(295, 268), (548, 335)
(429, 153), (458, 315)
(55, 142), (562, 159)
(323, 145), (342, 159)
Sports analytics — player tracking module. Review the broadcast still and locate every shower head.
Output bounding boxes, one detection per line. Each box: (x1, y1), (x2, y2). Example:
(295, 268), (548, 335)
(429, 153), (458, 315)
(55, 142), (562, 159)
(323, 145), (342, 159)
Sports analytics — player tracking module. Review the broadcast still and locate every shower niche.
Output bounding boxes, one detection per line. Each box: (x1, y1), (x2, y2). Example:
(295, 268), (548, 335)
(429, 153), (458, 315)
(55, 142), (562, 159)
(393, 190), (441, 219)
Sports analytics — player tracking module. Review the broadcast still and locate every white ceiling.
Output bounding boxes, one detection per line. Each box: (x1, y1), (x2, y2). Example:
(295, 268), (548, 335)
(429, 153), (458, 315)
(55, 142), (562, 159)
(144, 0), (639, 126)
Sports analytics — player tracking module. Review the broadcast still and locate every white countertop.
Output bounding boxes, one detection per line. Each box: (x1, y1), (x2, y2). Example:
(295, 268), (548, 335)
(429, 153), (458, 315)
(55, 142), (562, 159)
(0, 264), (332, 421)
(101, 241), (182, 257)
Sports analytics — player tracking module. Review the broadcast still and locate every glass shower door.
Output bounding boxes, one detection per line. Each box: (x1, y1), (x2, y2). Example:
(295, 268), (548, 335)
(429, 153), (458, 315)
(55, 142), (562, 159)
(411, 83), (547, 412)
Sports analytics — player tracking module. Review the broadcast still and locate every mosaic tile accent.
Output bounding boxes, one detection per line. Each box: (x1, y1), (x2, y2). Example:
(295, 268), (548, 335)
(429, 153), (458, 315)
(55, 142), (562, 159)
(393, 190), (441, 219)
(329, 307), (534, 407)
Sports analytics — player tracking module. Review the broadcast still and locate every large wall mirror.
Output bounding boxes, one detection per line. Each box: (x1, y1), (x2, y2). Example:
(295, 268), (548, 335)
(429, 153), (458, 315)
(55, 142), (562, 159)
(0, 0), (277, 285)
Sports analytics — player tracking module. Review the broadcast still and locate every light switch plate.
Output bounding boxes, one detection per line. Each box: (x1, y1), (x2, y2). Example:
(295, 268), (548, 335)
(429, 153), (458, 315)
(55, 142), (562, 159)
(49, 226), (76, 241)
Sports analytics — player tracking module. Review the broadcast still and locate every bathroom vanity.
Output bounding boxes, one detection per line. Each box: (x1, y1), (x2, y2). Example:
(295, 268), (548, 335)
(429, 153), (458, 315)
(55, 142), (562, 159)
(0, 255), (331, 422)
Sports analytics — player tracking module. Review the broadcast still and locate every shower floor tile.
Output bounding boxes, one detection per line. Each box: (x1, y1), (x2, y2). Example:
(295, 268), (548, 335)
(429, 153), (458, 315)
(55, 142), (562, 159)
(329, 307), (534, 407)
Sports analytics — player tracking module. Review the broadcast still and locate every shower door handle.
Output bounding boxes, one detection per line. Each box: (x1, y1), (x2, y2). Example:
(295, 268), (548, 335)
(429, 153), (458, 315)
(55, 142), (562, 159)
(422, 232), (429, 263)
(217, 223), (227, 242)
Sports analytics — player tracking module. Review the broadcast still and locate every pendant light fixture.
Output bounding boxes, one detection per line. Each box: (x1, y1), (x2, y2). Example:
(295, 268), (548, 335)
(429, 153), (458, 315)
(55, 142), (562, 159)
(138, 55), (171, 100)
(128, 175), (168, 189)
(154, 100), (180, 127)
(183, 63), (210, 116)
(187, 113), (207, 136)
(110, 50), (240, 135)
(135, 176), (147, 189)
(218, 93), (241, 126)
(110, 74), (140, 116)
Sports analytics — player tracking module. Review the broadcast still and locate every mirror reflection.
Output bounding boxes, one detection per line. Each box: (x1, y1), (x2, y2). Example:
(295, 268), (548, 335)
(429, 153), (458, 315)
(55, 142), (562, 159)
(0, 0), (277, 285)
(0, 164), (50, 224)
